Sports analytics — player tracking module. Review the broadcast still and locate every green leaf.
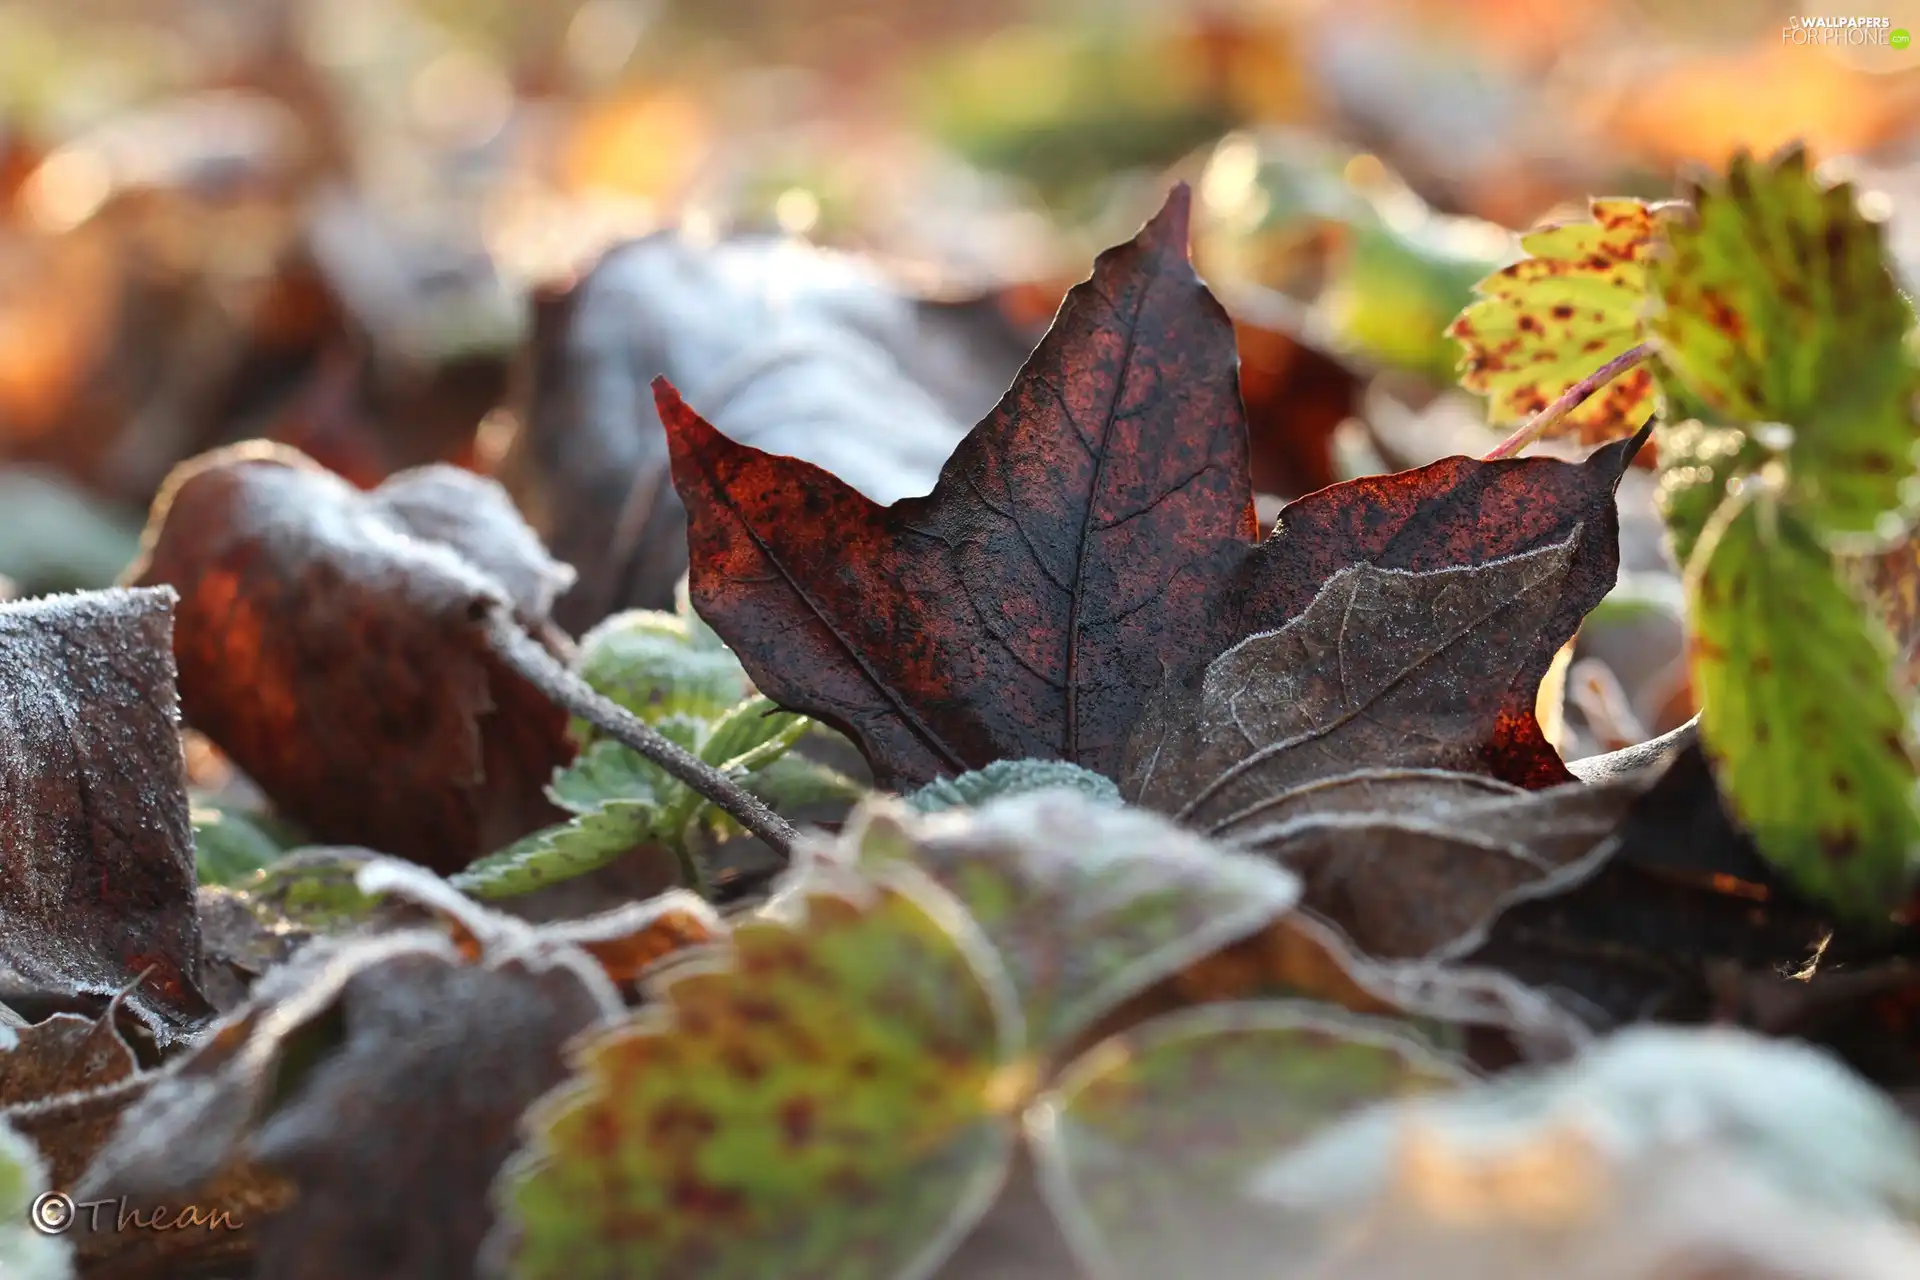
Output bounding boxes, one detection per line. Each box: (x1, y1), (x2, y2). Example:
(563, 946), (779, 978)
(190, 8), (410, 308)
(450, 800), (672, 901)
(1652, 420), (1764, 557)
(191, 804), (286, 887)
(245, 848), (385, 931)
(1686, 493), (1920, 915)
(704, 754), (868, 844)
(0, 468), (142, 597)
(1032, 1001), (1467, 1280)
(0, 1119), (73, 1280)
(831, 793), (1300, 1057)
(1650, 145), (1920, 534)
(742, 753), (866, 812)
(1327, 207), (1510, 385)
(545, 740), (665, 815)
(573, 608), (750, 731)
(1447, 198), (1671, 443)
(547, 715), (703, 814)
(902, 759), (1122, 814)
(699, 696), (808, 773)
(499, 859), (1022, 1280)
(1586, 569), (1686, 626)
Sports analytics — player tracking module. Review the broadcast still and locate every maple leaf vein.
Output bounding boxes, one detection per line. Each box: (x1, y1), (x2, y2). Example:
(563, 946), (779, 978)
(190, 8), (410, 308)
(708, 453), (972, 774)
(1063, 272), (1152, 759)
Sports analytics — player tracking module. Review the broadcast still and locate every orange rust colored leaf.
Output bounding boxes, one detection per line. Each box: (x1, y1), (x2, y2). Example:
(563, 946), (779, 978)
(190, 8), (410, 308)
(127, 443), (575, 873)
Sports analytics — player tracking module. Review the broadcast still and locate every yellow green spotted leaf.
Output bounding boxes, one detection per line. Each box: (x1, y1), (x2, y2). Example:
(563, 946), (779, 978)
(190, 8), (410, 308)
(1650, 145), (1920, 535)
(1686, 495), (1920, 916)
(1448, 198), (1674, 444)
(499, 858), (1023, 1280)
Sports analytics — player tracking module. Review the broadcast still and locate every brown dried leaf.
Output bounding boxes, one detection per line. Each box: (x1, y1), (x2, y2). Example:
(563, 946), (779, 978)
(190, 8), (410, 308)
(0, 994), (277, 1277)
(670, 193), (1639, 794)
(0, 1004), (139, 1112)
(1120, 536), (1588, 816)
(1, 1000), (145, 1221)
(81, 918), (620, 1280)
(126, 443), (577, 873)
(526, 894), (725, 989)
(195, 885), (311, 1015)
(427, 887), (724, 998)
(0, 586), (212, 1038)
(1106, 908), (1586, 1071)
(1117, 533), (1647, 961)
(1233, 769), (1657, 960)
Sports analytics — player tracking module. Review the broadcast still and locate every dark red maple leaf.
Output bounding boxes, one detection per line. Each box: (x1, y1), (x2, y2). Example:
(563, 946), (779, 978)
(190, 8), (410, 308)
(660, 184), (1646, 792)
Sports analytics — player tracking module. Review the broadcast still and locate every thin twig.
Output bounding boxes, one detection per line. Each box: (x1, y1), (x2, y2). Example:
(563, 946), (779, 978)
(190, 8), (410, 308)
(480, 606), (798, 858)
(1482, 341), (1657, 460)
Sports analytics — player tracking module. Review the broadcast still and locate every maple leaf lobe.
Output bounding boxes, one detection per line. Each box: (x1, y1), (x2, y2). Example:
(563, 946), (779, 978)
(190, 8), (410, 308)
(661, 183), (1257, 789)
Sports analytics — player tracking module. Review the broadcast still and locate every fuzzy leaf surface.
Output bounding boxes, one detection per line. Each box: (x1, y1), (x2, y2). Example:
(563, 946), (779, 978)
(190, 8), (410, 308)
(1120, 530), (1632, 829)
(0, 586), (211, 1037)
(826, 793), (1301, 1056)
(502, 859), (1020, 1280)
(1035, 1002), (1468, 1280)
(902, 760), (1122, 814)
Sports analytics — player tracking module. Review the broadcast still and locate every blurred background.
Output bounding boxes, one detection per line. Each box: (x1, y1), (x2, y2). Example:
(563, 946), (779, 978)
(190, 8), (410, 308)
(2, 0), (1918, 760)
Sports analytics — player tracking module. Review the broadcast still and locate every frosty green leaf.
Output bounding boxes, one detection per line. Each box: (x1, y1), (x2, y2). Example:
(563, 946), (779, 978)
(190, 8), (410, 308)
(245, 847), (385, 931)
(451, 800), (672, 901)
(499, 859), (1022, 1280)
(902, 759), (1123, 814)
(495, 794), (1486, 1278)
(572, 607), (750, 732)
(1650, 145), (1920, 534)
(1033, 1001), (1467, 1280)
(191, 805), (286, 887)
(835, 795), (1301, 1055)
(1253, 1026), (1920, 1223)
(699, 696), (809, 773)
(477, 695), (829, 901)
(544, 740), (665, 815)
(742, 753), (866, 813)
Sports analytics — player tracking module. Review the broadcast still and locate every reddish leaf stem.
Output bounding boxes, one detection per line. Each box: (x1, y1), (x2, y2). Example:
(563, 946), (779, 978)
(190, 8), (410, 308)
(1483, 342), (1657, 460)
(480, 606), (798, 858)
